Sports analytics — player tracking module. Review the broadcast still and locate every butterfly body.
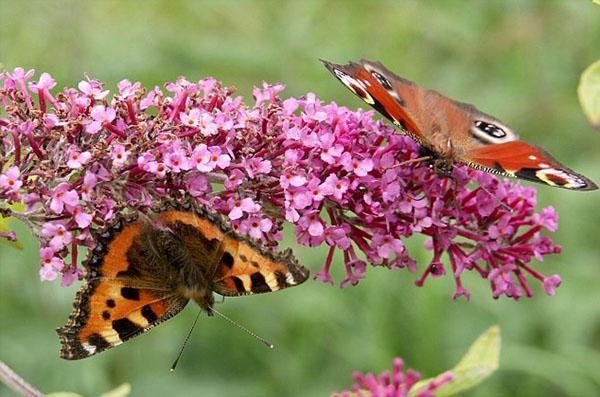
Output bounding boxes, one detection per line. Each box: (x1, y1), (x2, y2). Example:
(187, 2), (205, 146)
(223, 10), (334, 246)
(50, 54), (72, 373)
(322, 59), (597, 191)
(58, 201), (308, 360)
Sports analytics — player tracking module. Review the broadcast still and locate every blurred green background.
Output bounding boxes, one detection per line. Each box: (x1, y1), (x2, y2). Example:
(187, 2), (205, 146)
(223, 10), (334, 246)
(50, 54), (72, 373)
(1, 1), (600, 396)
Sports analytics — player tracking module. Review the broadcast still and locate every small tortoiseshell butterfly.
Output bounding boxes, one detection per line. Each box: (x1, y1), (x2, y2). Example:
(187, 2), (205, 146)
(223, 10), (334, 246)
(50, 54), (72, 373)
(322, 59), (597, 191)
(57, 200), (309, 360)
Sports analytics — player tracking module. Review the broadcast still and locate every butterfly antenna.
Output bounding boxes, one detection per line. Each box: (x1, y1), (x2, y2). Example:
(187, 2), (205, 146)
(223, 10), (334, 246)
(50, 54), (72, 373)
(478, 185), (514, 213)
(170, 309), (202, 371)
(209, 307), (274, 349)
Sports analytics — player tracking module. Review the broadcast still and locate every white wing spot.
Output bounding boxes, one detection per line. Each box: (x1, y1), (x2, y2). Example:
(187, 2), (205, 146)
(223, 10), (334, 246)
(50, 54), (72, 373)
(528, 155), (537, 160)
(82, 343), (97, 355)
(285, 273), (297, 285)
(332, 69), (374, 104)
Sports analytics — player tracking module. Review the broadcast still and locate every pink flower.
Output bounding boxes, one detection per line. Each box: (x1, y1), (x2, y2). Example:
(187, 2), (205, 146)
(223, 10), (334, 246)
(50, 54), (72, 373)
(536, 206), (558, 232)
(0, 166), (23, 197)
(29, 72), (56, 91)
(9, 67), (35, 81)
(341, 152), (374, 176)
(85, 105), (116, 134)
(140, 86), (161, 109)
(228, 197), (260, 220)
(340, 259), (366, 288)
(71, 206), (93, 229)
(66, 146), (92, 169)
(42, 113), (60, 128)
(191, 145), (230, 172)
(78, 78), (109, 100)
(324, 226), (351, 250)
(321, 174), (348, 201)
(41, 222), (73, 251)
(372, 234), (405, 260)
(117, 79), (141, 99)
(164, 142), (191, 173)
(306, 178), (328, 203)
(306, 214), (324, 237)
(61, 266), (83, 287)
(39, 247), (64, 282)
(224, 169), (245, 190)
(81, 172), (98, 201)
(335, 358), (453, 397)
(280, 171), (307, 189)
(320, 143), (344, 164)
(240, 216), (273, 240)
(543, 274), (561, 296)
(23, 193), (41, 211)
(145, 161), (169, 178)
(243, 158), (272, 178)
(180, 108), (202, 128)
(282, 98), (299, 115)
(285, 187), (312, 210)
(50, 183), (79, 214)
(198, 113), (218, 136)
(111, 144), (131, 167)
(185, 173), (210, 197)
(253, 82), (285, 106)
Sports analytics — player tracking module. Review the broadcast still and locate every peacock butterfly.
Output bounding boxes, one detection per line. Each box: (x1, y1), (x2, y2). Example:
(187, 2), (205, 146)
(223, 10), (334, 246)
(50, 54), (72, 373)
(322, 59), (597, 191)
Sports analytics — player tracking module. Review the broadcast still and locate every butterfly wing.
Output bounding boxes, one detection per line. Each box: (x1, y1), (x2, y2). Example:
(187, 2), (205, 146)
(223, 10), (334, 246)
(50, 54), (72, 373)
(156, 208), (310, 296)
(214, 239), (309, 296)
(321, 59), (429, 148)
(57, 218), (189, 360)
(463, 140), (597, 190)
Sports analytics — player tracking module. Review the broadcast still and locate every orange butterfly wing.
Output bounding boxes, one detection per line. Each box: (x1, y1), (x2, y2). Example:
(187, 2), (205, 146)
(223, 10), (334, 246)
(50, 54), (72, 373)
(214, 238), (308, 296)
(57, 219), (188, 360)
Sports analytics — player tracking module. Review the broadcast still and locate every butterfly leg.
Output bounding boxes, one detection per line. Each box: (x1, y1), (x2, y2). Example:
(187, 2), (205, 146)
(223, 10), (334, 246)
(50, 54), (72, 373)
(430, 158), (461, 210)
(394, 155), (432, 168)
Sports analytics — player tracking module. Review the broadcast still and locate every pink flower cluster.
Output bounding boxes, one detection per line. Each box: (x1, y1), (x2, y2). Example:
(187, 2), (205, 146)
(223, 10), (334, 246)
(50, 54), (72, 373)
(0, 67), (562, 299)
(334, 358), (453, 397)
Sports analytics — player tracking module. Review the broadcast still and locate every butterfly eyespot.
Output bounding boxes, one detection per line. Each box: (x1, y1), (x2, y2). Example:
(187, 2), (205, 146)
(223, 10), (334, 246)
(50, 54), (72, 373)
(474, 121), (506, 138)
(370, 71), (392, 90)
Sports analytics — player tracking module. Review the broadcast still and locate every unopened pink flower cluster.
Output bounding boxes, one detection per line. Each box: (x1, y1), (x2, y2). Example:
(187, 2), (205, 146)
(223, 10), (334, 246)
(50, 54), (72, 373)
(334, 358), (453, 397)
(0, 67), (561, 299)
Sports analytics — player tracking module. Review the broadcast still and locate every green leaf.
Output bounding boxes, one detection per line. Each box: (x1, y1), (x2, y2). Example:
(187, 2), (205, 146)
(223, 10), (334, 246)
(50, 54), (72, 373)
(99, 383), (131, 397)
(0, 203), (24, 250)
(594, 0), (600, 5)
(410, 326), (501, 397)
(578, 59), (600, 129)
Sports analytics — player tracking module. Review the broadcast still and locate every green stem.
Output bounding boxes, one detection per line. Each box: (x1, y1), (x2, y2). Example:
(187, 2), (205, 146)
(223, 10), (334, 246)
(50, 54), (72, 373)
(0, 359), (44, 397)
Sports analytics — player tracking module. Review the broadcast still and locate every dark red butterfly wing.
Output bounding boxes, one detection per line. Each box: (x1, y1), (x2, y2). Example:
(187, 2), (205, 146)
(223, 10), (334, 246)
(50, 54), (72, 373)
(321, 59), (428, 147)
(322, 58), (597, 191)
(465, 141), (597, 190)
